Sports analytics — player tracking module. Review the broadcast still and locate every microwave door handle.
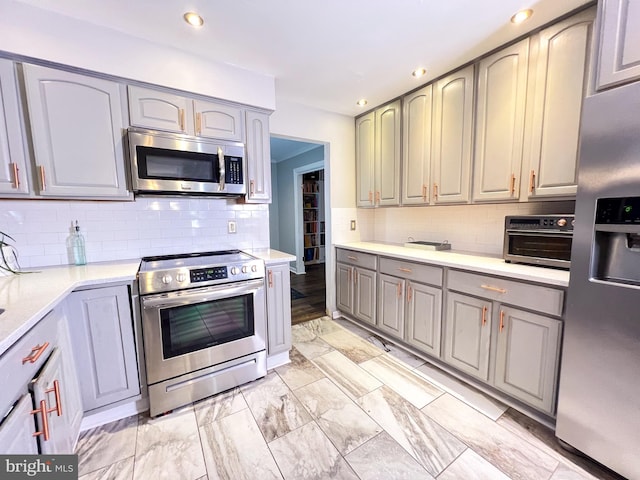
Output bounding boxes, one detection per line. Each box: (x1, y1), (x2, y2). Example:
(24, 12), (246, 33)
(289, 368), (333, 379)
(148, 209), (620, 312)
(218, 147), (225, 191)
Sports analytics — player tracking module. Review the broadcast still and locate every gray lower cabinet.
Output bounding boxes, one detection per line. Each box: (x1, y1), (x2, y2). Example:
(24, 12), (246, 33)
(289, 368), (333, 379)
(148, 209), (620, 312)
(266, 262), (292, 355)
(405, 281), (442, 357)
(336, 262), (354, 313)
(443, 292), (492, 381)
(377, 273), (405, 337)
(336, 262), (377, 326)
(0, 395), (38, 453)
(494, 306), (561, 413)
(66, 285), (140, 412)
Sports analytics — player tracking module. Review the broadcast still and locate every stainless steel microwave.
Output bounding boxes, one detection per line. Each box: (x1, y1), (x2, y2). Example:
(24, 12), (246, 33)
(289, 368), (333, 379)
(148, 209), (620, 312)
(503, 215), (574, 269)
(127, 127), (246, 196)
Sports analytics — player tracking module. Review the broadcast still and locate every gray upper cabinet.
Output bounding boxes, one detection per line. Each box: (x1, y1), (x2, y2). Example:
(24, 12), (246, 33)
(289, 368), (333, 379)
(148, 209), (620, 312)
(494, 306), (562, 413)
(473, 40), (529, 202)
(524, 8), (595, 198)
(356, 111), (375, 207)
(22, 64), (130, 199)
(245, 110), (272, 203)
(596, 0), (640, 90)
(432, 66), (474, 204)
(377, 273), (405, 338)
(355, 101), (401, 207)
(66, 285), (140, 412)
(402, 85), (433, 205)
(266, 263), (292, 356)
(128, 86), (244, 142)
(0, 59), (29, 195)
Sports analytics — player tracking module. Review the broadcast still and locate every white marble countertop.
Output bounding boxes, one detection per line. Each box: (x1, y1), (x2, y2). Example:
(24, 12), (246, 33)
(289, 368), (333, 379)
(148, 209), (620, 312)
(0, 260), (140, 356)
(247, 248), (296, 265)
(335, 242), (570, 287)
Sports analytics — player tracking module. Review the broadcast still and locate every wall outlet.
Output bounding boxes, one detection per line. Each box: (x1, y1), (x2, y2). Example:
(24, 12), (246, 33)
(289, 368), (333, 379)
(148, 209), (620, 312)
(228, 220), (237, 234)
(350, 220), (356, 231)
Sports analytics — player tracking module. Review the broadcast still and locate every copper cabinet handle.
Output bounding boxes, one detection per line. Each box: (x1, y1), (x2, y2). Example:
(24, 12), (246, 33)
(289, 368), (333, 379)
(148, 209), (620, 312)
(347, 267), (351, 284)
(250, 180), (255, 195)
(407, 285), (412, 302)
(375, 191), (381, 204)
(31, 400), (50, 441)
(22, 342), (50, 364)
(354, 269), (358, 286)
(196, 112), (202, 135)
(481, 284), (507, 294)
(482, 306), (487, 326)
(179, 108), (185, 131)
(510, 173), (516, 195)
(433, 183), (438, 200)
(397, 282), (402, 298)
(11, 162), (20, 189)
(46, 380), (62, 417)
(268, 270), (273, 288)
(529, 170), (536, 193)
(422, 184), (427, 202)
(368, 191), (373, 204)
(397, 267), (412, 274)
(39, 165), (46, 191)
(499, 310), (505, 333)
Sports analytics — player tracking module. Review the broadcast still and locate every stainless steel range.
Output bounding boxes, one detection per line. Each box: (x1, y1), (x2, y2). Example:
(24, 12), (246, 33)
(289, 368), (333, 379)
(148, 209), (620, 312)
(138, 250), (266, 416)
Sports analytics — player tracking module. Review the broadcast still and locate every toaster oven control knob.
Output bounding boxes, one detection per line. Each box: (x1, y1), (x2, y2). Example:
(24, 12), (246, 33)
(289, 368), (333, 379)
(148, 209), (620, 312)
(557, 218), (567, 227)
(241, 265), (248, 273)
(230, 267), (239, 275)
(251, 265), (258, 272)
(571, 219), (575, 227)
(161, 274), (173, 285)
(176, 273), (187, 283)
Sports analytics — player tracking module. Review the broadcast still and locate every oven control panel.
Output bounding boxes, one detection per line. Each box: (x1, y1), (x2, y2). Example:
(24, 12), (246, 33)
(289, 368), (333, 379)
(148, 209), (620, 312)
(190, 266), (228, 283)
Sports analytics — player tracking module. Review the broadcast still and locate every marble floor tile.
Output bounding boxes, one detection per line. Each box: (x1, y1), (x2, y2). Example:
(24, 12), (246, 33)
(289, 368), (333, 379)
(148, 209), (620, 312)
(311, 350), (383, 400)
(358, 386), (465, 477)
(78, 457), (134, 480)
(193, 387), (247, 427)
(275, 347), (326, 390)
(345, 431), (434, 480)
(415, 362), (508, 421)
(365, 335), (427, 369)
(422, 394), (559, 480)
(291, 323), (319, 343)
(76, 415), (139, 476)
(438, 449), (510, 480)
(333, 318), (372, 340)
(360, 354), (443, 409)
(200, 408), (282, 480)
(292, 335), (334, 360)
(134, 407), (206, 480)
(268, 421), (359, 480)
(294, 378), (382, 455)
(320, 329), (383, 363)
(298, 316), (343, 336)
(240, 372), (312, 442)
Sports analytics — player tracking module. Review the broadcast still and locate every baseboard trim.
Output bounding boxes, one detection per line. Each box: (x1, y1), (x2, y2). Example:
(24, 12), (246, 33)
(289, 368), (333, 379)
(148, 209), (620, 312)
(80, 397), (149, 432)
(267, 351), (290, 370)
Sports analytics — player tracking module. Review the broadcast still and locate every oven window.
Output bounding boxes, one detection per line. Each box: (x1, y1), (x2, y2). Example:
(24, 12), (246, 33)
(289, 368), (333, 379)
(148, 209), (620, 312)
(160, 294), (254, 359)
(137, 146), (218, 182)
(509, 234), (572, 261)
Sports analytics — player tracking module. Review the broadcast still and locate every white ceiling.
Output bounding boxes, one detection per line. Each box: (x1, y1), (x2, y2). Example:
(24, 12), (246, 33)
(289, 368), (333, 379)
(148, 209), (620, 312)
(13, 0), (592, 116)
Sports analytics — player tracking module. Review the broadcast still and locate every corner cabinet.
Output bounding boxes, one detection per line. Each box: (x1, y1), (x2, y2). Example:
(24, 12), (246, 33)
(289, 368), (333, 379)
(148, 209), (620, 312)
(66, 285), (140, 413)
(266, 263), (292, 355)
(402, 85), (433, 205)
(595, 0), (640, 90)
(0, 59), (29, 195)
(431, 66), (474, 204)
(245, 110), (272, 203)
(22, 64), (131, 199)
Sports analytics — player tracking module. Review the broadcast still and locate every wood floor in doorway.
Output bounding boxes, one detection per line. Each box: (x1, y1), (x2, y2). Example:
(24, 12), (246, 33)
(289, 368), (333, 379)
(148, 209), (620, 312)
(290, 263), (326, 325)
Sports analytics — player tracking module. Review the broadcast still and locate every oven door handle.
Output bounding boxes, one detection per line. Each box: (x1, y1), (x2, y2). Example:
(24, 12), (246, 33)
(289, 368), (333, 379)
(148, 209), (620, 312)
(141, 278), (265, 309)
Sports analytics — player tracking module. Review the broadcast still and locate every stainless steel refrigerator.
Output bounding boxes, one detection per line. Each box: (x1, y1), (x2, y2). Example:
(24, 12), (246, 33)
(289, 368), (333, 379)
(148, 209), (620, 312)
(556, 80), (640, 480)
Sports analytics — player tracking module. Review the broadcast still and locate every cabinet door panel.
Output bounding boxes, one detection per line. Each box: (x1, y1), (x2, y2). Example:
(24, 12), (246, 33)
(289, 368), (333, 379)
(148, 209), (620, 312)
(245, 110), (271, 203)
(266, 264), (292, 355)
(194, 100), (243, 141)
(494, 307), (561, 414)
(0, 394), (39, 454)
(527, 9), (594, 198)
(406, 282), (442, 357)
(375, 101), (401, 206)
(432, 66), (474, 204)
(128, 86), (191, 133)
(336, 263), (354, 314)
(473, 40), (529, 202)
(23, 65), (130, 198)
(356, 112), (375, 207)
(377, 274), (404, 338)
(402, 86), (432, 205)
(0, 60), (29, 195)
(443, 292), (491, 380)
(354, 268), (376, 326)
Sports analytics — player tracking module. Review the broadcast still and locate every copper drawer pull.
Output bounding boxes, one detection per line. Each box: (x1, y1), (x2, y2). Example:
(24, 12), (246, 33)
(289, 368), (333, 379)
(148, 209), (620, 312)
(482, 306), (487, 326)
(499, 310), (505, 333)
(347, 255), (358, 261)
(31, 400), (50, 441)
(250, 180), (255, 195)
(46, 380), (62, 416)
(397, 282), (402, 297)
(196, 112), (202, 135)
(11, 162), (20, 189)
(433, 183), (438, 200)
(529, 170), (536, 193)
(39, 165), (46, 191)
(481, 284), (507, 294)
(510, 173), (516, 195)
(22, 342), (50, 364)
(268, 270), (273, 288)
(397, 267), (412, 274)
(179, 108), (185, 131)
(422, 184), (427, 202)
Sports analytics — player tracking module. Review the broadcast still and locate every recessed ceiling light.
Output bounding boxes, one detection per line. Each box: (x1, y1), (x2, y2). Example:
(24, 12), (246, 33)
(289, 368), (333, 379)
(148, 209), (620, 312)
(412, 68), (427, 78)
(356, 99), (368, 107)
(184, 12), (204, 27)
(511, 9), (533, 24)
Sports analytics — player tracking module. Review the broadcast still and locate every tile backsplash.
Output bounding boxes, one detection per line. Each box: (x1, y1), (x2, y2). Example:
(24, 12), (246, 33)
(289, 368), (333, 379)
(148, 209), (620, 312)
(370, 201), (575, 255)
(1, 197), (269, 268)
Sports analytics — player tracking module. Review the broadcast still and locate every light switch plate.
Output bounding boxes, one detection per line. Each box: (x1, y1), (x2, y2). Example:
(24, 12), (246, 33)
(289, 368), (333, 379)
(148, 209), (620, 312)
(228, 220), (237, 234)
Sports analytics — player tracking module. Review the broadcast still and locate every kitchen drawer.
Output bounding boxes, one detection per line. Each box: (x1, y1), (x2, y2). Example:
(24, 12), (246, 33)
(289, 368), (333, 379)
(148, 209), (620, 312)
(336, 249), (377, 270)
(447, 270), (564, 317)
(0, 310), (60, 415)
(379, 257), (443, 287)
